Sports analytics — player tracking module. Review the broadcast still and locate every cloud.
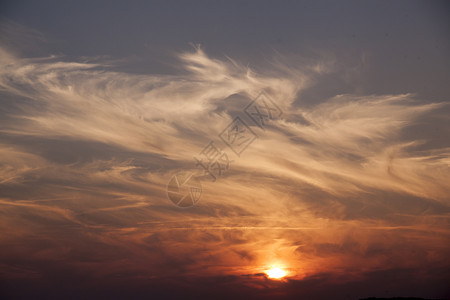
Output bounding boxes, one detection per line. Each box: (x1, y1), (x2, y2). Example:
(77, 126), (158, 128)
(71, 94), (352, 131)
(0, 37), (449, 299)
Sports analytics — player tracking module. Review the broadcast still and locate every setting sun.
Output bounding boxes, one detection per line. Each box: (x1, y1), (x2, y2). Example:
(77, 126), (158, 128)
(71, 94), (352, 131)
(266, 267), (287, 279)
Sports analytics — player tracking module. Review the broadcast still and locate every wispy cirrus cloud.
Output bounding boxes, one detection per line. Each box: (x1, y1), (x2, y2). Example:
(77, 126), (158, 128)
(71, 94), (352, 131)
(1, 45), (448, 199)
(0, 32), (449, 297)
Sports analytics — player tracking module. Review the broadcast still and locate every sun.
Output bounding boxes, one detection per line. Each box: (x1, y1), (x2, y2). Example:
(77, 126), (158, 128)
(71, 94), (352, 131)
(265, 267), (287, 279)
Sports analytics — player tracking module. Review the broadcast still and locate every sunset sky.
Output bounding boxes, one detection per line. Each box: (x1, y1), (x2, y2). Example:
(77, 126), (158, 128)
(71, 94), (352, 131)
(0, 1), (449, 299)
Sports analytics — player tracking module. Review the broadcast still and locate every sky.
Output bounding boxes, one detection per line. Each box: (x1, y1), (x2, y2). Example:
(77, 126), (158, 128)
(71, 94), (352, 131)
(0, 1), (449, 299)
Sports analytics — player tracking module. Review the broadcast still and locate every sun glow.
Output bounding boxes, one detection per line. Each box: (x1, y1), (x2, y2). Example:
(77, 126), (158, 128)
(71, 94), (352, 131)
(266, 267), (287, 279)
